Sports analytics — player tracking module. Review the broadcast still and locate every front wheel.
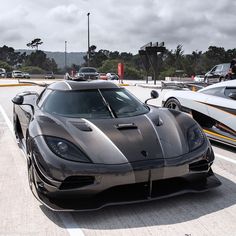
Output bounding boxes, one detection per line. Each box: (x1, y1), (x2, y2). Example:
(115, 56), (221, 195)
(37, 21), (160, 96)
(27, 154), (35, 192)
(164, 98), (182, 111)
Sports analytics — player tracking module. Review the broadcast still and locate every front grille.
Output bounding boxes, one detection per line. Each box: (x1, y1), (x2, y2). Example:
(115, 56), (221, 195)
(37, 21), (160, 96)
(59, 176), (95, 190)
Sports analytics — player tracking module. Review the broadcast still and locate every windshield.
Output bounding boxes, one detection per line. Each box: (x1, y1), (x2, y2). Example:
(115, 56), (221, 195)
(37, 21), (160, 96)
(42, 88), (149, 119)
(79, 68), (97, 73)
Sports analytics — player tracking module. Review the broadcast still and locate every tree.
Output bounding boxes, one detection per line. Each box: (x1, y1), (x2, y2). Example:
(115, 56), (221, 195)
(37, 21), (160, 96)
(0, 60), (12, 71)
(204, 46), (226, 70)
(25, 50), (58, 72)
(174, 44), (184, 70)
(26, 38), (43, 51)
(0, 45), (25, 66)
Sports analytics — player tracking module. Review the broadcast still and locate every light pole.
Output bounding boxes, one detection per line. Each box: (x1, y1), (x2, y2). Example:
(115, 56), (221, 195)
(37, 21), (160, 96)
(65, 40), (67, 72)
(87, 12), (90, 67)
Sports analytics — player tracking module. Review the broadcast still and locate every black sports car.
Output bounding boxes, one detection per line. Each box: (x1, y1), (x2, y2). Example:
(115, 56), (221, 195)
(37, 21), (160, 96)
(12, 81), (221, 211)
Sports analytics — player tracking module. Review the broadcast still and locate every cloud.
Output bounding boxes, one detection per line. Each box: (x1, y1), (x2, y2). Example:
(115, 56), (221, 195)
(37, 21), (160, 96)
(47, 4), (81, 23)
(0, 0), (235, 53)
(0, 6), (33, 46)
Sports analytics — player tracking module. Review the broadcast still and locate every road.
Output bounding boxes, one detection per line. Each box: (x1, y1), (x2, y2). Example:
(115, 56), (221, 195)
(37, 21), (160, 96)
(0, 81), (235, 236)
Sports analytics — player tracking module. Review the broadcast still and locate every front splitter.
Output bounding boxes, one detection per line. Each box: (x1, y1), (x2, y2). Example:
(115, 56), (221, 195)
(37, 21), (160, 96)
(35, 171), (221, 211)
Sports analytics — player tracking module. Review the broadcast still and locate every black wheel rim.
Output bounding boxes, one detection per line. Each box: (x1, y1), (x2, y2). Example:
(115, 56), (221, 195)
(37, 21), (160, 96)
(167, 102), (179, 110)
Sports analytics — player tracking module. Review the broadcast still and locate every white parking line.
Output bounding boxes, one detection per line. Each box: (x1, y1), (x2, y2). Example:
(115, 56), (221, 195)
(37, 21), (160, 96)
(58, 213), (85, 236)
(0, 105), (14, 135)
(0, 104), (85, 236)
(215, 153), (236, 165)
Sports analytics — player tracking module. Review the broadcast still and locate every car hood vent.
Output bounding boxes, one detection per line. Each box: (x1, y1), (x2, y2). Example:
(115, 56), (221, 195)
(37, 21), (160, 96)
(71, 122), (93, 132)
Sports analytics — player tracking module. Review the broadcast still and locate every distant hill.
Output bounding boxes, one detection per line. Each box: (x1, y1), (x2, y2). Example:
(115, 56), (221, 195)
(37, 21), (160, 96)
(16, 49), (86, 68)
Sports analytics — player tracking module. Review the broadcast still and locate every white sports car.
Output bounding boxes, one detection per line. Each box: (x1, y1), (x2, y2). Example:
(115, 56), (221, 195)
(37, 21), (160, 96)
(162, 80), (236, 147)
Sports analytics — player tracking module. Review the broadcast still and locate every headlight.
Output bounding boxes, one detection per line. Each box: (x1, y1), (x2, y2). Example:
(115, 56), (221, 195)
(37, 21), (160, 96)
(187, 124), (205, 151)
(44, 136), (91, 163)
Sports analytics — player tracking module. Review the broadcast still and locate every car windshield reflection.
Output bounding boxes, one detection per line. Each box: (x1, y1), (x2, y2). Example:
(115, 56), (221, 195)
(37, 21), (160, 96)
(42, 88), (149, 119)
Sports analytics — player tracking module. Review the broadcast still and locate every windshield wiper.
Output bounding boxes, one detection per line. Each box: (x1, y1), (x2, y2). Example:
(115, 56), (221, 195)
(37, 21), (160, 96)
(98, 89), (117, 118)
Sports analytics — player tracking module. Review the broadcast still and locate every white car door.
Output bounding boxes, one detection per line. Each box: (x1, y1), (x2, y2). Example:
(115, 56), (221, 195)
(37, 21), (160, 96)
(204, 86), (236, 131)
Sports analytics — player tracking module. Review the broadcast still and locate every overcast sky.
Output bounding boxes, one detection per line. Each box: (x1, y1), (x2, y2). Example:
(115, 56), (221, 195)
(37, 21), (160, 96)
(1, 0), (235, 54)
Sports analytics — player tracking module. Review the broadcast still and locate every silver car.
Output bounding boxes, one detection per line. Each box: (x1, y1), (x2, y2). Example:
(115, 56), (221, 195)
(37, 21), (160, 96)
(204, 63), (230, 84)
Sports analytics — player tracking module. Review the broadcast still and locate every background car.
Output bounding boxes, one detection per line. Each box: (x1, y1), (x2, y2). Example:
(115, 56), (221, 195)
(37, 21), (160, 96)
(6, 72), (12, 78)
(12, 70), (24, 78)
(75, 67), (99, 80)
(12, 80), (220, 211)
(193, 75), (204, 82)
(98, 73), (108, 80)
(204, 63), (230, 84)
(162, 80), (236, 147)
(45, 71), (55, 79)
(0, 68), (6, 78)
(23, 72), (30, 79)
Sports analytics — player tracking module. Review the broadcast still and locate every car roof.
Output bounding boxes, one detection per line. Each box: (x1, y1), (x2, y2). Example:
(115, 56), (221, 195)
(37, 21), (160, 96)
(47, 80), (120, 91)
(199, 80), (236, 92)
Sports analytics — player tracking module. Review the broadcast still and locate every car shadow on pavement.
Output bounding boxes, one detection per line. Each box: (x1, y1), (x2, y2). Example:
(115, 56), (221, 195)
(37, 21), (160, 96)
(40, 173), (236, 229)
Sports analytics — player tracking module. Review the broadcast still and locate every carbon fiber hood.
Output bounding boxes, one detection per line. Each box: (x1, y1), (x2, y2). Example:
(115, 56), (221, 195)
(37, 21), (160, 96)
(34, 108), (196, 164)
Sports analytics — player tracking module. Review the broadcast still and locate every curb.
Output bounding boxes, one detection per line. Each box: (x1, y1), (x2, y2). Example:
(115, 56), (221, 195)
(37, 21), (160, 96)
(136, 84), (162, 89)
(0, 83), (34, 87)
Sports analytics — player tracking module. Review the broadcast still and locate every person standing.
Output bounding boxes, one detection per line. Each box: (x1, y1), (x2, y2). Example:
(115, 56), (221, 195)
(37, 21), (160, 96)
(230, 63), (236, 80)
(228, 58), (236, 80)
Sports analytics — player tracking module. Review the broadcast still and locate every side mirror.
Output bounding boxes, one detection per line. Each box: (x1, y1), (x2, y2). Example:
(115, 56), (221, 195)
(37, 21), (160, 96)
(12, 95), (24, 105)
(145, 90), (159, 104)
(151, 90), (159, 99)
(229, 92), (236, 100)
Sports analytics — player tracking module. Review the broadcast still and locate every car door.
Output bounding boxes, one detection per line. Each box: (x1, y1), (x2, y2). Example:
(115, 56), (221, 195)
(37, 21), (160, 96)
(205, 86), (236, 131)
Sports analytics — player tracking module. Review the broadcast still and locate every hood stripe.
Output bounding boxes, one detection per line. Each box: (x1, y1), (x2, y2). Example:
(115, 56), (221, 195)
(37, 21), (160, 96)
(144, 115), (165, 158)
(81, 118), (131, 164)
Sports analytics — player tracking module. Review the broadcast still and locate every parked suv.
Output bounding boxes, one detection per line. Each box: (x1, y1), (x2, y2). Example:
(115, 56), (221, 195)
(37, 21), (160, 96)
(75, 67), (99, 81)
(45, 71), (55, 79)
(204, 63), (230, 84)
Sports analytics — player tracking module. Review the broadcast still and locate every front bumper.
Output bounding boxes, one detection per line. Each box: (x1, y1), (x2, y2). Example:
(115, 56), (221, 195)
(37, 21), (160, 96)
(33, 168), (220, 211)
(29, 136), (221, 211)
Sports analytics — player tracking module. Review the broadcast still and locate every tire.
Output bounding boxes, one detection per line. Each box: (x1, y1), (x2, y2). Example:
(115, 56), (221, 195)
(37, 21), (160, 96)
(28, 161), (34, 190)
(13, 114), (21, 144)
(164, 98), (182, 111)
